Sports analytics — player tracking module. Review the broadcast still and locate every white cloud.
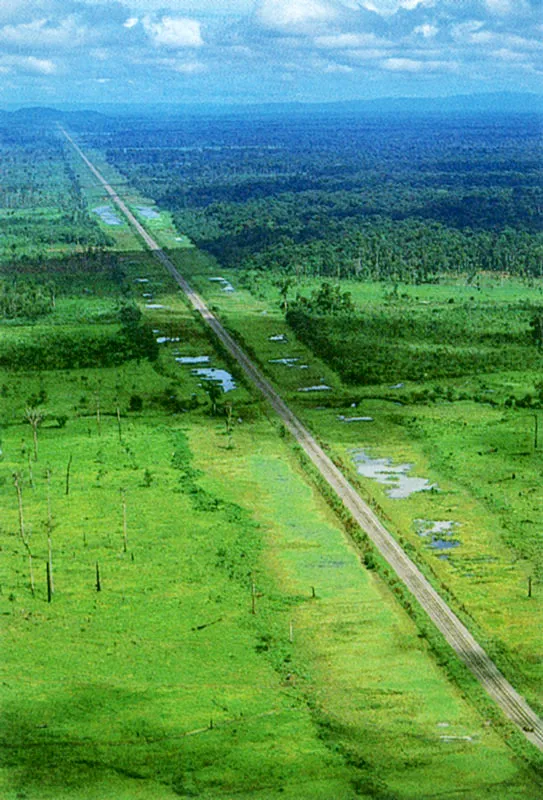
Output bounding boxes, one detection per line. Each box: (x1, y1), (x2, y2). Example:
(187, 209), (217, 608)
(452, 20), (485, 42)
(315, 32), (390, 48)
(344, 48), (392, 60)
(0, 1), (34, 24)
(25, 56), (58, 74)
(322, 62), (353, 72)
(414, 24), (437, 38)
(484, 0), (530, 14)
(383, 57), (457, 72)
(143, 16), (204, 48)
(461, 27), (543, 51)
(361, 0), (434, 15)
(116, 0), (252, 12)
(0, 16), (87, 49)
(255, 0), (338, 31)
(175, 61), (206, 73)
(0, 54), (58, 74)
(492, 48), (527, 61)
(401, 0), (434, 8)
(124, 17), (139, 29)
(90, 48), (110, 61)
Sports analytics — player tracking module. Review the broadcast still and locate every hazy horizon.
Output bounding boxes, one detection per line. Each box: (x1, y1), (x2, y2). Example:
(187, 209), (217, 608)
(0, 1), (541, 106)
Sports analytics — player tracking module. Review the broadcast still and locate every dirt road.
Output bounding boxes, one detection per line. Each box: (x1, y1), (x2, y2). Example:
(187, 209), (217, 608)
(61, 127), (543, 751)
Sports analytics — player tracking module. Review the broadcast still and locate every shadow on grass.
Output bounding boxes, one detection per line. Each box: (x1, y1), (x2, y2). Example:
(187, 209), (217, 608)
(0, 684), (177, 795)
(0, 685), (300, 798)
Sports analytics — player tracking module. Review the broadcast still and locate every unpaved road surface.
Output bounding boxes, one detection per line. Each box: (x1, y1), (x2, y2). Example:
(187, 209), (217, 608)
(62, 127), (543, 752)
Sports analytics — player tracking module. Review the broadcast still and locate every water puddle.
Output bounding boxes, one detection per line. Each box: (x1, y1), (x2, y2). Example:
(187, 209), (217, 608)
(135, 278), (150, 283)
(270, 357), (299, 366)
(157, 336), (181, 344)
(430, 539), (460, 551)
(390, 382), (405, 390)
(209, 276), (235, 292)
(298, 385), (331, 392)
(351, 450), (438, 499)
(440, 735), (474, 743)
(269, 334), (288, 342)
(415, 520), (457, 537)
(136, 206), (160, 220)
(145, 303), (165, 309)
(142, 292), (153, 298)
(337, 415), (374, 423)
(269, 357), (309, 369)
(192, 367), (236, 393)
(415, 520), (461, 551)
(175, 355), (210, 364)
(93, 205), (122, 226)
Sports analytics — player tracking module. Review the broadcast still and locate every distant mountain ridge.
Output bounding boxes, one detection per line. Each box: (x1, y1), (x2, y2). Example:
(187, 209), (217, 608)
(0, 92), (540, 122)
(0, 107), (109, 125)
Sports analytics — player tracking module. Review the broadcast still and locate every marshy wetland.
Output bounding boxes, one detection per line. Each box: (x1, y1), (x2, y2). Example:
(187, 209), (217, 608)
(1, 108), (542, 798)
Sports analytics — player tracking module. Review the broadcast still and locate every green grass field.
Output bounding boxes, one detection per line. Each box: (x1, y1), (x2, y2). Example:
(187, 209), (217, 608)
(1, 344), (541, 798)
(166, 250), (543, 716)
(2, 145), (542, 798)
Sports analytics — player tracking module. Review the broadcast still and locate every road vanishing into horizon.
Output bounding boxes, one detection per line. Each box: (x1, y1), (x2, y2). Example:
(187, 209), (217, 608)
(61, 126), (543, 753)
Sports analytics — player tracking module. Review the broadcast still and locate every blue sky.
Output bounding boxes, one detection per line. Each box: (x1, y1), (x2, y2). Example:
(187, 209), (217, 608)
(0, 0), (541, 105)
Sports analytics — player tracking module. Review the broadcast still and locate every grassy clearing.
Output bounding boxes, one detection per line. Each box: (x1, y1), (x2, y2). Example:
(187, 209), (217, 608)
(169, 251), (543, 713)
(2, 137), (540, 797)
(0, 360), (349, 799)
(1, 348), (541, 798)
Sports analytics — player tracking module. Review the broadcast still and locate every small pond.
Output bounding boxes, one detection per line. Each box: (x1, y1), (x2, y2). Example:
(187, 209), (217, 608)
(209, 276), (235, 292)
(137, 206), (160, 220)
(175, 355), (210, 364)
(192, 367), (236, 393)
(415, 519), (461, 551)
(269, 357), (309, 369)
(93, 206), (122, 226)
(337, 415), (374, 423)
(351, 449), (438, 499)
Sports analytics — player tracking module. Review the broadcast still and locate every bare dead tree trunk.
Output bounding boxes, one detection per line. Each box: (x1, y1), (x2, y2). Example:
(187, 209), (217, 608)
(25, 407), (43, 462)
(46, 468), (54, 594)
(116, 405), (122, 442)
(46, 561), (52, 603)
(65, 455), (73, 496)
(121, 489), (128, 553)
(96, 392), (101, 437)
(27, 452), (34, 489)
(13, 473), (34, 596)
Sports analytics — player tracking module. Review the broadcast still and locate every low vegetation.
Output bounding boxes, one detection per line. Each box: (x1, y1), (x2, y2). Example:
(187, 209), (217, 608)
(1, 110), (542, 798)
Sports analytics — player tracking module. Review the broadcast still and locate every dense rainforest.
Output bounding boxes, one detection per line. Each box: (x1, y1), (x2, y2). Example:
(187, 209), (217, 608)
(85, 110), (542, 282)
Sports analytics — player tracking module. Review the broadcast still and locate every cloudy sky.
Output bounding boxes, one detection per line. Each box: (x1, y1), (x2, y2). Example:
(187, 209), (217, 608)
(0, 0), (541, 106)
